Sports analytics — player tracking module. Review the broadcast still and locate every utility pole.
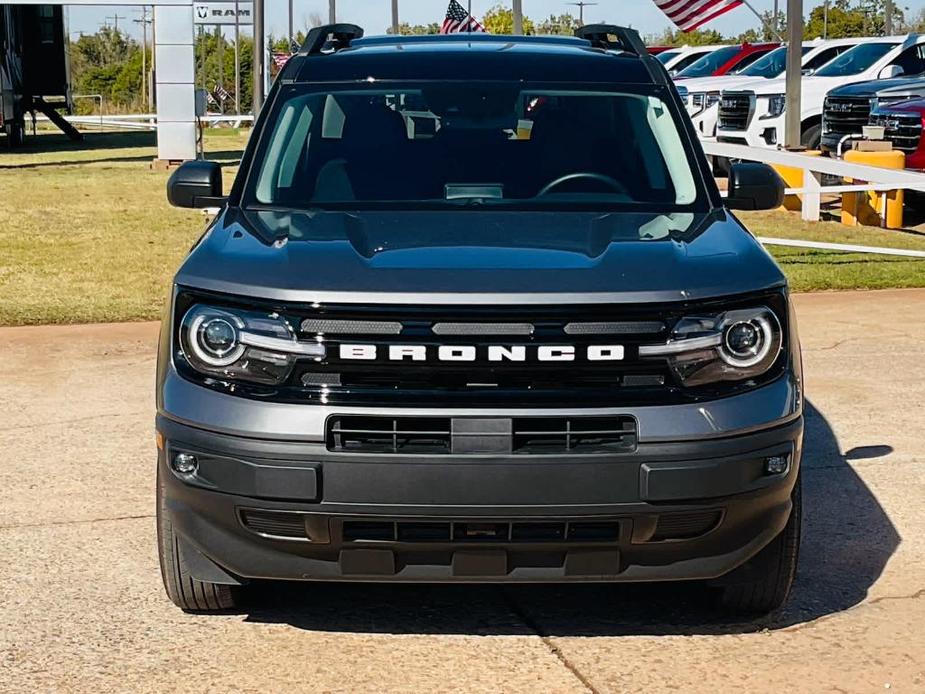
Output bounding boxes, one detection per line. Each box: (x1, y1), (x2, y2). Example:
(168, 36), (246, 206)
(513, 0), (523, 34)
(104, 13), (126, 32)
(329, 0), (336, 24)
(885, 0), (894, 35)
(567, 2), (597, 27)
(391, 0), (399, 34)
(823, 0), (829, 40)
(253, 0), (265, 113)
(133, 7), (151, 110)
(784, 0), (803, 149)
(288, 0), (294, 48)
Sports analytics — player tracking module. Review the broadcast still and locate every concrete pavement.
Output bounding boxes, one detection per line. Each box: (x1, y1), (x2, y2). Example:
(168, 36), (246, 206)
(1, 290), (923, 693)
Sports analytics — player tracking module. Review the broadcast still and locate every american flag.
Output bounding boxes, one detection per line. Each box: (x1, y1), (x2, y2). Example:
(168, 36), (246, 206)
(213, 83), (232, 102)
(441, 0), (485, 34)
(654, 0), (744, 33)
(271, 51), (292, 69)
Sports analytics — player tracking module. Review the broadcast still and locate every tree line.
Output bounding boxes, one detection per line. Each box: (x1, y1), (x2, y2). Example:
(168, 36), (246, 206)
(68, 0), (925, 114)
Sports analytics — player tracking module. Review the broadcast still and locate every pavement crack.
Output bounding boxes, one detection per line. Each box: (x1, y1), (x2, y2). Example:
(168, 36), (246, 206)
(501, 588), (599, 694)
(782, 588), (925, 633)
(0, 513), (154, 531)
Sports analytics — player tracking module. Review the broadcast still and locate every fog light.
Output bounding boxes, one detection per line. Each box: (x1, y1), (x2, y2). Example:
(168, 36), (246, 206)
(172, 453), (198, 475)
(765, 455), (789, 475)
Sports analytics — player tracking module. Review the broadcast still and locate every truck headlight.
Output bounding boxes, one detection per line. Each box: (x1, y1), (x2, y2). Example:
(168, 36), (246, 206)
(762, 94), (786, 119)
(639, 307), (783, 386)
(179, 305), (325, 385)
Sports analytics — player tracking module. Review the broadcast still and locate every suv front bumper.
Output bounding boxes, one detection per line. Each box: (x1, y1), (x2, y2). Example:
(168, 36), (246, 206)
(157, 412), (803, 584)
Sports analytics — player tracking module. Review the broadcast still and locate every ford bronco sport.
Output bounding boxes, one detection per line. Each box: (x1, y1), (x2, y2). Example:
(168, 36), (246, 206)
(158, 25), (800, 616)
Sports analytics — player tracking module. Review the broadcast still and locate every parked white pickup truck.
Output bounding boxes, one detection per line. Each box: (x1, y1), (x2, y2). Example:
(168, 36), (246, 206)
(716, 34), (925, 149)
(679, 38), (863, 143)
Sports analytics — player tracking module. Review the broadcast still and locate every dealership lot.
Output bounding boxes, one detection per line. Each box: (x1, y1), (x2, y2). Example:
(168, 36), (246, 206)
(0, 289), (922, 692)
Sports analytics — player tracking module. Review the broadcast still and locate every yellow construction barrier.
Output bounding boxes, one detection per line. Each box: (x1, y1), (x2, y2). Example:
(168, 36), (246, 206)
(842, 149), (906, 229)
(772, 150), (821, 212)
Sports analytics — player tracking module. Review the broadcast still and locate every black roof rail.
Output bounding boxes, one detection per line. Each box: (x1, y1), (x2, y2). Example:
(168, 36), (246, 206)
(575, 24), (647, 56)
(574, 24), (668, 86)
(298, 23), (364, 56)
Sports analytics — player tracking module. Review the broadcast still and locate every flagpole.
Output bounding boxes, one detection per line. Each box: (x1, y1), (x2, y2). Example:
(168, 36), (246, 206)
(468, 0), (472, 33)
(392, 0), (400, 34)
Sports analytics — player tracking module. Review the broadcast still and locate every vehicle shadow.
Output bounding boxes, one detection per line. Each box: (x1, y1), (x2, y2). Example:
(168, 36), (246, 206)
(0, 131), (244, 168)
(240, 400), (899, 636)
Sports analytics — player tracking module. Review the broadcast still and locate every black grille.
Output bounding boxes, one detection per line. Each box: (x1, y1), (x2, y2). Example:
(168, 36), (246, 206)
(823, 96), (872, 137)
(718, 92), (752, 131)
(240, 509), (307, 539)
(175, 290), (790, 407)
(341, 519), (622, 544)
(871, 110), (923, 154)
(650, 510), (722, 541)
(327, 415), (638, 455)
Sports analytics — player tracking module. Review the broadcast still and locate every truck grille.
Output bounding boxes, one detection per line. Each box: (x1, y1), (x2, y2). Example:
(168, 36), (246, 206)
(823, 96), (872, 137)
(870, 110), (923, 154)
(327, 415), (638, 455)
(175, 290), (788, 407)
(717, 92), (753, 131)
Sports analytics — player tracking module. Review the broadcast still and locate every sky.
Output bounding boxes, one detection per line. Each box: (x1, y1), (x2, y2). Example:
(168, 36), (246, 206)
(66, 0), (925, 41)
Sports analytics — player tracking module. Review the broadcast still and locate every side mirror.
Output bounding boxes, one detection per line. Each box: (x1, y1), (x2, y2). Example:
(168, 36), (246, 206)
(879, 64), (905, 79)
(725, 162), (785, 211)
(802, 68), (815, 76)
(167, 160), (225, 208)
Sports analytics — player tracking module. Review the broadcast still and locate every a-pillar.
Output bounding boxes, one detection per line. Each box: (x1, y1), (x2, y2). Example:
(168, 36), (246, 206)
(153, 3), (197, 163)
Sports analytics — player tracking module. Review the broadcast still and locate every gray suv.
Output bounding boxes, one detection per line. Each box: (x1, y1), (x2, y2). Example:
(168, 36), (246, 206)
(159, 25), (800, 616)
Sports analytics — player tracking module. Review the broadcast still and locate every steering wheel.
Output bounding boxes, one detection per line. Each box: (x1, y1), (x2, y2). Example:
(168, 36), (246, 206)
(536, 172), (628, 197)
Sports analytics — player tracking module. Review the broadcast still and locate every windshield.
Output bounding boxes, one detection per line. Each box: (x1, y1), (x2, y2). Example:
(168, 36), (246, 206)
(657, 50), (680, 64)
(248, 84), (702, 211)
(738, 46), (810, 77)
(815, 42), (895, 76)
(676, 45), (740, 78)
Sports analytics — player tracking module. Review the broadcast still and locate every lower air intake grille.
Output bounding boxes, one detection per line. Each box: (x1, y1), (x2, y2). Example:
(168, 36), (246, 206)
(327, 415), (637, 455)
(650, 510), (722, 542)
(240, 510), (307, 539)
(341, 520), (622, 544)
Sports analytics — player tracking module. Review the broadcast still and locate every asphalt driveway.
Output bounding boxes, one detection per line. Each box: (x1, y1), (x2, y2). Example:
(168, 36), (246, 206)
(1, 290), (923, 693)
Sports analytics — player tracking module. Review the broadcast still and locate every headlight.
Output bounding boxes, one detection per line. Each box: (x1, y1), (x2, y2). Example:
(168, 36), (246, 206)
(690, 92), (720, 114)
(762, 94), (786, 119)
(179, 305), (325, 385)
(639, 306), (783, 386)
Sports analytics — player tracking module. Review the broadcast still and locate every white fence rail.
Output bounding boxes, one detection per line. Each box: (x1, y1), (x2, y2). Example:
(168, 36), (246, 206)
(33, 113), (255, 131)
(702, 140), (925, 222)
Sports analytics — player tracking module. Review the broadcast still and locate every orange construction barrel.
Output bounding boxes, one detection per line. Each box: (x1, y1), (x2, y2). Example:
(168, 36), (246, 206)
(842, 149), (906, 229)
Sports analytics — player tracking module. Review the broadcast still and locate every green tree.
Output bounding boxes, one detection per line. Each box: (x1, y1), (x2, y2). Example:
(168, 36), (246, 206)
(647, 27), (728, 47)
(387, 22), (442, 35)
(805, 0), (904, 39)
(535, 13), (581, 36)
(481, 4), (535, 35)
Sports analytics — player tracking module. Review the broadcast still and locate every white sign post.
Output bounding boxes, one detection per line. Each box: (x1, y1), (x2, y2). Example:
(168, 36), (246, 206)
(193, 2), (253, 25)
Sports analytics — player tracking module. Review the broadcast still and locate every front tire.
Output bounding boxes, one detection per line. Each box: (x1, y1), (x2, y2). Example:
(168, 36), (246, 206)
(717, 476), (802, 616)
(801, 124), (822, 150)
(156, 467), (241, 612)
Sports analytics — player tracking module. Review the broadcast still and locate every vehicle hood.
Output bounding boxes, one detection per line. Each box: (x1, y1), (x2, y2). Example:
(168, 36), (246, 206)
(174, 209), (785, 304)
(733, 75), (845, 98)
(828, 76), (925, 98)
(676, 74), (770, 93)
(876, 96), (925, 113)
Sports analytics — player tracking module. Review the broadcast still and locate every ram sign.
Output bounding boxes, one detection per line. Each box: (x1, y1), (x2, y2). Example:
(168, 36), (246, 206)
(193, 2), (253, 25)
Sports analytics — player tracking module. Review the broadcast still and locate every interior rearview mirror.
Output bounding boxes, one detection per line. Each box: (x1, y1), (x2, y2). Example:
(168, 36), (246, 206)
(167, 160), (225, 209)
(879, 64), (905, 79)
(725, 162), (785, 211)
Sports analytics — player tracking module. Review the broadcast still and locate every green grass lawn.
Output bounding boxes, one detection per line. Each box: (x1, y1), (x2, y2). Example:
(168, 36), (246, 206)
(1, 130), (924, 326)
